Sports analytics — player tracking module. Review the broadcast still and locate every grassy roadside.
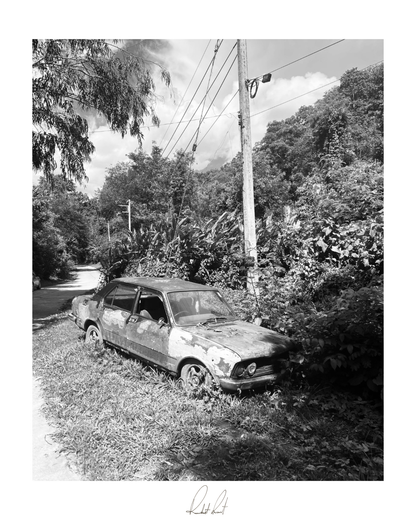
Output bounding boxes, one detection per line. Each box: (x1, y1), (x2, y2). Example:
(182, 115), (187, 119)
(33, 313), (383, 481)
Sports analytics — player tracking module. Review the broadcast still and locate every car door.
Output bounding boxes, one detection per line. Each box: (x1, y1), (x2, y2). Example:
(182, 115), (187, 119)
(101, 283), (138, 347)
(124, 289), (172, 368)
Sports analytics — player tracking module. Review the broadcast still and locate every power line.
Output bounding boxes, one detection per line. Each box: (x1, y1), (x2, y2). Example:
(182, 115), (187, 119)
(90, 59), (383, 137)
(192, 59), (383, 161)
(167, 47), (238, 242)
(193, 40), (221, 151)
(164, 42), (237, 158)
(250, 59), (384, 119)
(159, 40), (212, 148)
(198, 89), (239, 146)
(161, 40), (224, 156)
(182, 53), (238, 154)
(249, 39), (346, 82)
(251, 79), (340, 118)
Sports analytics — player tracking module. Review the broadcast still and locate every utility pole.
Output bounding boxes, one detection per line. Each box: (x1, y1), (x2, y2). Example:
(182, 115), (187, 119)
(119, 200), (132, 232)
(127, 199), (131, 232)
(237, 39), (258, 295)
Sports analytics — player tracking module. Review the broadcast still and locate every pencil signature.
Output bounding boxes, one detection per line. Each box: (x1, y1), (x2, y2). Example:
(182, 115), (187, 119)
(186, 485), (228, 515)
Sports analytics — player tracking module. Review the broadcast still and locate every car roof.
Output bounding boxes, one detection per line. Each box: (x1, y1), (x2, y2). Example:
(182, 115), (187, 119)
(112, 277), (217, 294)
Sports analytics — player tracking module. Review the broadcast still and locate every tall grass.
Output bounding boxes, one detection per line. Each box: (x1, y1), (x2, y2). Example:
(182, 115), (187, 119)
(33, 315), (383, 481)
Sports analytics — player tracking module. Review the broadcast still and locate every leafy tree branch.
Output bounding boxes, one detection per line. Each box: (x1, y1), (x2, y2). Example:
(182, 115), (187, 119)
(32, 39), (171, 183)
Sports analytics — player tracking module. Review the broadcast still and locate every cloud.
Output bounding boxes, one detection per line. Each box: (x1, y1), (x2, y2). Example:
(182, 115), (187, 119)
(193, 72), (338, 171)
(80, 69), (338, 196)
(78, 39), (339, 196)
(33, 39), (383, 196)
(81, 129), (139, 196)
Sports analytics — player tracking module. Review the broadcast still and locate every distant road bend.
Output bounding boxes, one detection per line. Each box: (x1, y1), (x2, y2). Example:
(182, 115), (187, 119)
(33, 264), (101, 331)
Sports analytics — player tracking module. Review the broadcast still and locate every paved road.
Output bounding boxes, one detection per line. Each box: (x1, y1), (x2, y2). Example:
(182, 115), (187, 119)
(33, 264), (101, 331)
(33, 265), (101, 480)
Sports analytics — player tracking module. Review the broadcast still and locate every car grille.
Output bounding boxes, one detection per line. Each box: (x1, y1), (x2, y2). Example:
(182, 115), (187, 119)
(232, 356), (289, 379)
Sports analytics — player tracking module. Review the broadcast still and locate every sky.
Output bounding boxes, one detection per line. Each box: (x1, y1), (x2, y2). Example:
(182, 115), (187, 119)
(50, 38), (383, 197)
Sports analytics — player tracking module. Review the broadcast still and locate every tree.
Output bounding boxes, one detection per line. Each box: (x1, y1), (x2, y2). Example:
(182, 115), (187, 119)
(38, 176), (94, 262)
(33, 186), (72, 278)
(98, 146), (195, 230)
(255, 106), (316, 200)
(32, 39), (170, 183)
(339, 65), (384, 163)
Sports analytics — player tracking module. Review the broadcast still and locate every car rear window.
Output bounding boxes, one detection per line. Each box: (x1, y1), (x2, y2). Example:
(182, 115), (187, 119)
(107, 285), (137, 312)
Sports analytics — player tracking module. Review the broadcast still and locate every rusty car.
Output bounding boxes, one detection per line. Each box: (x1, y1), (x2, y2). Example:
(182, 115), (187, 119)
(69, 277), (297, 391)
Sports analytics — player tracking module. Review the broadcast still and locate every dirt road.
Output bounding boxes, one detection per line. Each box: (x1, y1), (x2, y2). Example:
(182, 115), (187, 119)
(33, 265), (101, 480)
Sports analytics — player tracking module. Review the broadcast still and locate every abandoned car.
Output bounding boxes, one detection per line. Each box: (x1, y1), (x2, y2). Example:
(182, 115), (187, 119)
(69, 277), (297, 391)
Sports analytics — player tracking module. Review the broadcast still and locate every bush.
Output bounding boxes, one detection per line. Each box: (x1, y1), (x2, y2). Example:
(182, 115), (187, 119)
(302, 285), (383, 395)
(254, 269), (383, 397)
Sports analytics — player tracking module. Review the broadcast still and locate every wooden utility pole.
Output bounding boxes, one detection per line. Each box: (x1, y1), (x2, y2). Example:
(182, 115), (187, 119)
(237, 39), (258, 295)
(119, 200), (132, 232)
(127, 199), (131, 232)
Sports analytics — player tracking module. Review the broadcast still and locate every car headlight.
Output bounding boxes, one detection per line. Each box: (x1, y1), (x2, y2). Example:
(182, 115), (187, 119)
(247, 362), (257, 376)
(235, 365), (245, 377)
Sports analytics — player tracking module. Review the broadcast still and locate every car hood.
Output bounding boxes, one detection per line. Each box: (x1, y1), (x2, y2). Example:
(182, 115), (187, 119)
(186, 320), (295, 360)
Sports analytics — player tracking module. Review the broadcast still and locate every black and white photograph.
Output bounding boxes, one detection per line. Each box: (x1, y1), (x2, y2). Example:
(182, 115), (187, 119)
(21, 10), (411, 517)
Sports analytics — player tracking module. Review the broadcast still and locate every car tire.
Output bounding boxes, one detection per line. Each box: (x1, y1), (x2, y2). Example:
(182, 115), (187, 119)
(180, 362), (213, 390)
(85, 324), (103, 346)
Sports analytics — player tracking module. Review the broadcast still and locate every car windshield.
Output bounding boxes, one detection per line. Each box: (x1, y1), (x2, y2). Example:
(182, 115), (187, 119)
(167, 290), (236, 326)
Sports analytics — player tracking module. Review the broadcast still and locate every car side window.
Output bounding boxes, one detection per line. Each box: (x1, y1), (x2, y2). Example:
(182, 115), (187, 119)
(112, 285), (137, 312)
(104, 286), (117, 306)
(136, 290), (168, 322)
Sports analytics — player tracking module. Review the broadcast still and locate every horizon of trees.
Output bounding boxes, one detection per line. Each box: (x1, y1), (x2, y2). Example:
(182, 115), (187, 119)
(34, 63), (383, 276)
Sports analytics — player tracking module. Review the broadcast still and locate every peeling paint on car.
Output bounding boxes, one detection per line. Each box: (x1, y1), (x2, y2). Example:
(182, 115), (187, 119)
(103, 308), (128, 329)
(190, 322), (293, 360)
(78, 302), (91, 323)
(68, 277), (298, 391)
(168, 328), (240, 378)
(135, 320), (153, 334)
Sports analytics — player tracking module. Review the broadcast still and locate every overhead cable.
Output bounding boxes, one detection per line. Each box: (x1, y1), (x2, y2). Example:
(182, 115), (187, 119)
(182, 53), (238, 154)
(165, 42), (237, 158)
(193, 39), (221, 151)
(159, 39), (211, 148)
(162, 40), (224, 156)
(198, 89), (239, 146)
(249, 39), (346, 82)
(90, 59), (383, 135)
(250, 59), (384, 118)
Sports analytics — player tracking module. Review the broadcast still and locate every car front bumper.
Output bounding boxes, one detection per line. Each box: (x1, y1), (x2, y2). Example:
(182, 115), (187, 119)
(219, 370), (288, 392)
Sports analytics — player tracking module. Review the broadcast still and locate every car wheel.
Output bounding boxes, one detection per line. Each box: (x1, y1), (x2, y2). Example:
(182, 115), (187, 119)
(180, 362), (212, 390)
(85, 324), (103, 345)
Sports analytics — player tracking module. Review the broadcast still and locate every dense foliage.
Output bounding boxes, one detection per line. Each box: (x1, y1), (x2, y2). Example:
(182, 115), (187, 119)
(33, 63), (383, 399)
(111, 64), (384, 398)
(32, 176), (100, 278)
